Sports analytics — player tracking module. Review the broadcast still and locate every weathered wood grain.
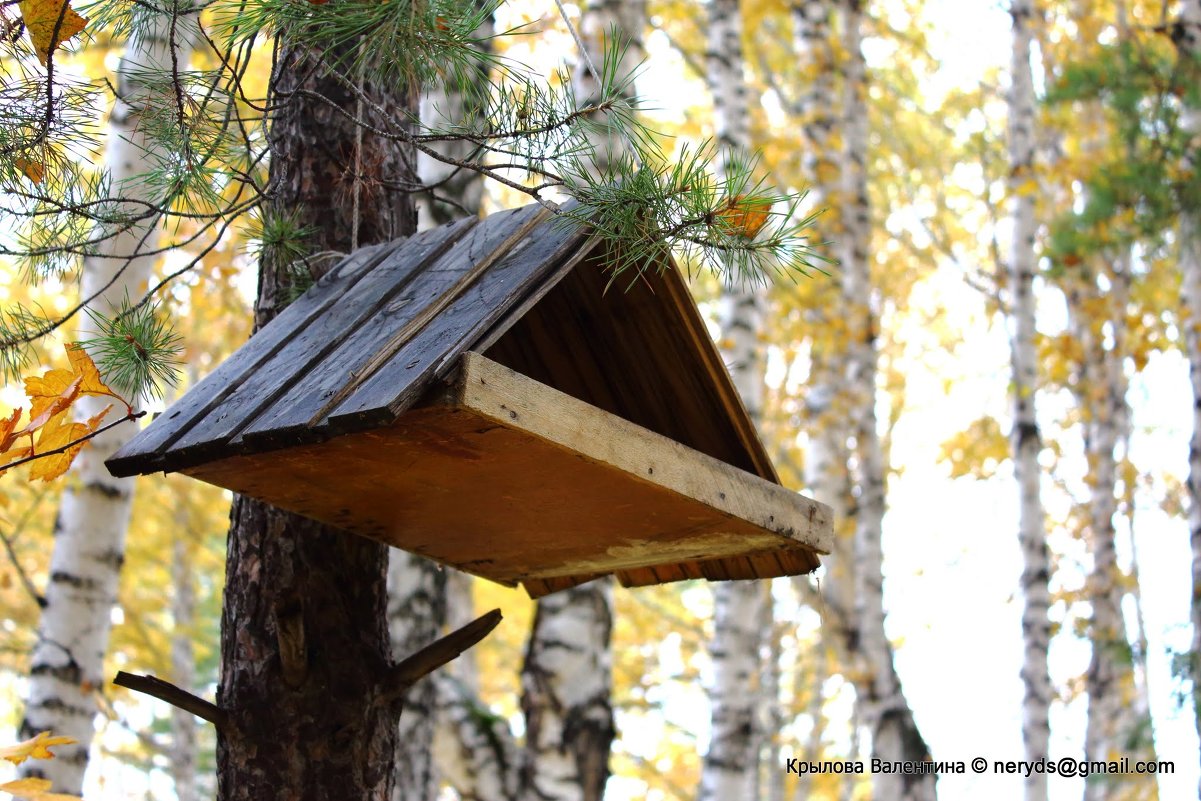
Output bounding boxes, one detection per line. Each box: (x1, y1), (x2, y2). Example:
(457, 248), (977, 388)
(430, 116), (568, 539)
(106, 240), (403, 476)
(483, 250), (765, 475)
(323, 207), (588, 431)
(166, 218), (478, 462)
(452, 353), (831, 555)
(231, 205), (544, 449)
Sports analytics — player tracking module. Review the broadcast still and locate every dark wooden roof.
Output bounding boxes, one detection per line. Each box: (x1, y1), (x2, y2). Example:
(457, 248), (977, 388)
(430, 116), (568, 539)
(108, 202), (830, 596)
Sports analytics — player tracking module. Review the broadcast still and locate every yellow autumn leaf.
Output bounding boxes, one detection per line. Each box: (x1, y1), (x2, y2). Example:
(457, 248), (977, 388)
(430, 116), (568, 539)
(0, 732), (76, 766)
(0, 776), (82, 801)
(18, 0), (87, 65)
(1, 777), (53, 795)
(13, 158), (45, 185)
(1014, 178), (1039, 197)
(715, 194), (772, 239)
(65, 343), (116, 398)
(21, 371), (81, 434)
(0, 408), (23, 453)
(27, 409), (92, 482)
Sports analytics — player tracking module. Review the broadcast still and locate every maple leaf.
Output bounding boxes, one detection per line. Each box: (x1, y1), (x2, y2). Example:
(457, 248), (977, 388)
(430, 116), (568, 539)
(17, 0), (86, 65)
(0, 776), (82, 801)
(0, 732), (76, 766)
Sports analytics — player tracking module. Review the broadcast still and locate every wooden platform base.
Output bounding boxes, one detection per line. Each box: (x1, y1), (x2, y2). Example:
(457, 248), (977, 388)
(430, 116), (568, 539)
(182, 353), (831, 597)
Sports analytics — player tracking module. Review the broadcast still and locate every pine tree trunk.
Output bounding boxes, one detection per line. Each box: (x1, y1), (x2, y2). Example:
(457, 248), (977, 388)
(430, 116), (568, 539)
(1174, 3), (1201, 794)
(18, 10), (196, 793)
(837, 5), (934, 799)
(700, 2), (769, 798)
(1007, 3), (1052, 799)
(215, 35), (414, 799)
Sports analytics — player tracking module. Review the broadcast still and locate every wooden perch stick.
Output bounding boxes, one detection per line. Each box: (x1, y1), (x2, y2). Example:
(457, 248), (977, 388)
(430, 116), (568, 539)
(382, 608), (503, 701)
(114, 671), (229, 729)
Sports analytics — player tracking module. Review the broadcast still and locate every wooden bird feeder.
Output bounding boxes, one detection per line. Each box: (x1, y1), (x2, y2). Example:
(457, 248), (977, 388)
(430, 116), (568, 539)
(108, 203), (832, 597)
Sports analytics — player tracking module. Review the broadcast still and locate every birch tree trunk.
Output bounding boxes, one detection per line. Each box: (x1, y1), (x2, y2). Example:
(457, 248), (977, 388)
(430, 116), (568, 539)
(1007, 3), (1052, 799)
(388, 554), (447, 801)
(699, 2), (769, 798)
(836, 4), (934, 799)
(387, 19), (493, 794)
(171, 531), (198, 801)
(515, 5), (641, 798)
(215, 31), (414, 798)
(18, 8), (196, 793)
(433, 571), (518, 801)
(1172, 3), (1201, 792)
(519, 584), (615, 801)
(1073, 250), (1155, 799)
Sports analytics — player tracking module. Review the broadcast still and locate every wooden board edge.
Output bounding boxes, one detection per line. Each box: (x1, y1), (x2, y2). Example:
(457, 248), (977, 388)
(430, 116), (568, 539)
(450, 352), (833, 556)
(656, 257), (781, 483)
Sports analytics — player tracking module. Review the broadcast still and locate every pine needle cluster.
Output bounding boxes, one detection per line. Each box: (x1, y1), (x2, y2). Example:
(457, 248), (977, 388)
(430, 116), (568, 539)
(0, 0), (828, 396)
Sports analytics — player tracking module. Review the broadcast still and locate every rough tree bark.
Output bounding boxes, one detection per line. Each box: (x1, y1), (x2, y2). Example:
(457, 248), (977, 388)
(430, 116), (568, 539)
(214, 30), (415, 798)
(1175, 1), (1201, 792)
(19, 7), (196, 793)
(836, 4), (935, 799)
(699, 1), (769, 799)
(1007, 3), (1052, 800)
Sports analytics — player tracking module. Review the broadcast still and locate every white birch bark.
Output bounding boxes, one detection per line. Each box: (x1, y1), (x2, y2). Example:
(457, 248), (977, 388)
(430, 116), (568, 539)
(432, 573), (518, 801)
(699, 2), (769, 799)
(388, 552), (448, 801)
(519, 583), (615, 801)
(1006, 3), (1052, 799)
(1174, 3), (1201, 793)
(416, 8), (492, 231)
(18, 7), (196, 793)
(170, 533), (198, 801)
(837, 5), (934, 799)
(1074, 248), (1155, 798)
(390, 16), (494, 795)
(515, 5), (640, 799)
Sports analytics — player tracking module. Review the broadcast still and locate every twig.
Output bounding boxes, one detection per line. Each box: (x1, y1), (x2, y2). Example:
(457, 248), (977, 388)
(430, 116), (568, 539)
(0, 483), (50, 607)
(113, 671), (228, 728)
(0, 410), (145, 474)
(380, 608), (502, 702)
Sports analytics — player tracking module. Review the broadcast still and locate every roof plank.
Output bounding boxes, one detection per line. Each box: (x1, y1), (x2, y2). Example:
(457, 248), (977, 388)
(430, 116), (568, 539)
(323, 207), (589, 432)
(228, 207), (545, 449)
(107, 239), (405, 476)
(166, 217), (478, 464)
